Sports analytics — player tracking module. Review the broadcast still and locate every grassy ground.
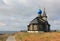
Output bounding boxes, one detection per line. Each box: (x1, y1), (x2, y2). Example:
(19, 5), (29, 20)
(0, 34), (9, 41)
(15, 32), (60, 41)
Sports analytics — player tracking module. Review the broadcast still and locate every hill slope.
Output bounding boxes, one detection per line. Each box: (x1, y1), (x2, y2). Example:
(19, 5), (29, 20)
(15, 32), (60, 41)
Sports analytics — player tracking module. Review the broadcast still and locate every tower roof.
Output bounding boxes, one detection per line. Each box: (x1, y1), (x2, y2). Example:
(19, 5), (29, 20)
(43, 8), (47, 17)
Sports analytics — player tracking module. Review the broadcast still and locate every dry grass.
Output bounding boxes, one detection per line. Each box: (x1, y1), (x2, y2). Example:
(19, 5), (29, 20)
(0, 34), (9, 41)
(15, 32), (60, 41)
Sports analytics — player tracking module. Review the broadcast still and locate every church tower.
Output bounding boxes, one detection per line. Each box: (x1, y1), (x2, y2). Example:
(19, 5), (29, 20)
(42, 8), (47, 21)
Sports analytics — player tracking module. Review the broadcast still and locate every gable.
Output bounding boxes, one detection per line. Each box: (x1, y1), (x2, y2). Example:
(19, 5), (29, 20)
(30, 17), (45, 24)
(30, 18), (38, 24)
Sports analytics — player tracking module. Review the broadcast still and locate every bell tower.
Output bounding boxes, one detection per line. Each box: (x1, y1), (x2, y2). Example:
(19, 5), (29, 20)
(42, 8), (47, 21)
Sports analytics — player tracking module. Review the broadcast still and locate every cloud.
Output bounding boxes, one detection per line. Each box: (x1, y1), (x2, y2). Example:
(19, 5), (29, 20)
(0, 0), (6, 7)
(3, 0), (14, 5)
(54, 19), (60, 25)
(0, 22), (6, 26)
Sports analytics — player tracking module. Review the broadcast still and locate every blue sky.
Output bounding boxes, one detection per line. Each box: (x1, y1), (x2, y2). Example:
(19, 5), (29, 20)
(0, 0), (60, 31)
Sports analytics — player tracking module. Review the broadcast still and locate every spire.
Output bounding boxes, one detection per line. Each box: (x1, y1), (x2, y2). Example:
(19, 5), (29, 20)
(43, 8), (47, 18)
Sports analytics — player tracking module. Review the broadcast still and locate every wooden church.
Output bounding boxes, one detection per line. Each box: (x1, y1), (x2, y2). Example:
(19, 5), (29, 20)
(27, 8), (50, 33)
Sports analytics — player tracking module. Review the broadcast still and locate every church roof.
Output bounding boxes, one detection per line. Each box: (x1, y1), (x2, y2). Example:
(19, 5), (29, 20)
(30, 17), (38, 24)
(29, 17), (50, 26)
(30, 17), (45, 24)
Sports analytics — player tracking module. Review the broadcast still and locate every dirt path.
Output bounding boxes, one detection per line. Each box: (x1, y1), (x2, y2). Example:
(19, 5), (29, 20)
(6, 36), (16, 41)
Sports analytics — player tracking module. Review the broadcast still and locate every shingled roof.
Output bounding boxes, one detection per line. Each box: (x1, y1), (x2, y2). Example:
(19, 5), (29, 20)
(30, 17), (38, 24)
(30, 17), (45, 24)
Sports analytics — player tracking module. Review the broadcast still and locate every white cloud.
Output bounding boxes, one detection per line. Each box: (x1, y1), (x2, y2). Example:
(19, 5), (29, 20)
(3, 0), (29, 6)
(0, 22), (6, 26)
(54, 19), (60, 25)
(3, 0), (13, 5)
(19, 0), (28, 4)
